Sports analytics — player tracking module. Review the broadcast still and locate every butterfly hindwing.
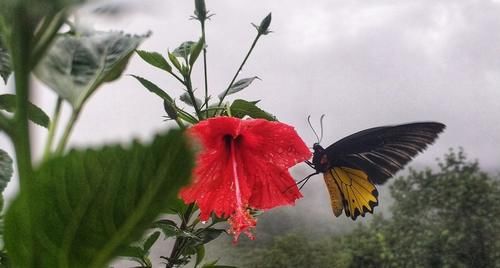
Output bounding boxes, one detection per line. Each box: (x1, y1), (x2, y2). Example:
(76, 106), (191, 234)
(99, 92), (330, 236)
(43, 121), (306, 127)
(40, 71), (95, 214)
(322, 170), (343, 217)
(323, 167), (378, 220)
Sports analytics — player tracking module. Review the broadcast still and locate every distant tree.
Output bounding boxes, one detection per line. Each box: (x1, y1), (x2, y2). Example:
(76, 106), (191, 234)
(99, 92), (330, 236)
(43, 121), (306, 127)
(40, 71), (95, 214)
(232, 149), (500, 267)
(383, 149), (500, 267)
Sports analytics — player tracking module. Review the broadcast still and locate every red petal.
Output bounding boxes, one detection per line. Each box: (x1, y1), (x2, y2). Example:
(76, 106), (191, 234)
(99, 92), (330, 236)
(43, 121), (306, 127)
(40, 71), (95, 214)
(239, 149), (303, 209)
(180, 117), (311, 222)
(239, 119), (312, 169)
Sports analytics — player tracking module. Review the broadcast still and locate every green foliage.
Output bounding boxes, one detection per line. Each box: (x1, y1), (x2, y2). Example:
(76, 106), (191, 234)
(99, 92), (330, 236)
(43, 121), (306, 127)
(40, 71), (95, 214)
(34, 31), (148, 110)
(384, 149), (500, 268)
(0, 37), (10, 84)
(130, 75), (174, 102)
(0, 149), (13, 195)
(4, 129), (195, 268)
(136, 50), (172, 73)
(233, 149), (500, 268)
(230, 99), (276, 121)
(0, 0), (84, 23)
(0, 94), (50, 128)
(217, 77), (260, 99)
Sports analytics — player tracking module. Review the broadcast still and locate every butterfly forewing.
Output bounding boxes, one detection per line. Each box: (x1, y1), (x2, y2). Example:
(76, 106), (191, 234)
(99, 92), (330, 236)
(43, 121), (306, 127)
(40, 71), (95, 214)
(325, 122), (445, 184)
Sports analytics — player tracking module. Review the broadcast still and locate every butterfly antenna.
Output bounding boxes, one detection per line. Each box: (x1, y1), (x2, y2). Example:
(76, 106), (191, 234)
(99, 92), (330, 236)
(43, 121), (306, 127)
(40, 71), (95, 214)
(319, 114), (326, 144)
(307, 115), (320, 144)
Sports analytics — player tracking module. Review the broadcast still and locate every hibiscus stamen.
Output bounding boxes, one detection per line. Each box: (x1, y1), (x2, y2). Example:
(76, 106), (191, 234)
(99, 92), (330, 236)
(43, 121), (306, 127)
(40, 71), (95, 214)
(228, 136), (256, 242)
(230, 137), (243, 209)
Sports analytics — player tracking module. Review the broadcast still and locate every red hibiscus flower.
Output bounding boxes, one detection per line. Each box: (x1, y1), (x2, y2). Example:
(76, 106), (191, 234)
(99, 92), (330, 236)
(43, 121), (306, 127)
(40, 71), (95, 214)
(180, 116), (311, 242)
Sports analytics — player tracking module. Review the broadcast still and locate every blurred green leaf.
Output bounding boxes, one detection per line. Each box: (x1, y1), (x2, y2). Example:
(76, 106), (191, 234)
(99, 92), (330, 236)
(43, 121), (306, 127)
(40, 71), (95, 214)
(0, 94), (50, 128)
(0, 149), (12, 194)
(173, 41), (196, 59)
(4, 129), (194, 268)
(0, 37), (11, 84)
(0, 0), (84, 26)
(218, 77), (260, 99)
(34, 31), (148, 109)
(230, 99), (276, 121)
(136, 50), (172, 72)
(180, 92), (202, 108)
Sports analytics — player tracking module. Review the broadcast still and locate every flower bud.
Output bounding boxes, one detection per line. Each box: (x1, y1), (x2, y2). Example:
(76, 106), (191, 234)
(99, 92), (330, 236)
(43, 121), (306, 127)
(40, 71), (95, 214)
(194, 0), (207, 22)
(254, 13), (272, 35)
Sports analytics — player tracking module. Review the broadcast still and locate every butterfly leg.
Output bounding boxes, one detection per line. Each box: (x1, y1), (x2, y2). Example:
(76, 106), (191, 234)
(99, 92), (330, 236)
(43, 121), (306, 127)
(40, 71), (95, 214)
(282, 172), (318, 194)
(297, 172), (319, 190)
(304, 160), (315, 169)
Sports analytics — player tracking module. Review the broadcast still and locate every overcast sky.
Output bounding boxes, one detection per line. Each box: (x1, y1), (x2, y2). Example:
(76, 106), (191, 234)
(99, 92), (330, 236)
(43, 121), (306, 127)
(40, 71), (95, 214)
(50, 0), (500, 169)
(1, 0), (500, 263)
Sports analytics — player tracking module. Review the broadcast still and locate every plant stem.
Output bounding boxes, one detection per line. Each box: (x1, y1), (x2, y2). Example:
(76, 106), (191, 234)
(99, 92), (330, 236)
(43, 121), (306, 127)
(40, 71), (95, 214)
(183, 75), (203, 119)
(11, 6), (35, 190)
(200, 22), (209, 119)
(164, 204), (196, 268)
(55, 108), (80, 155)
(217, 32), (262, 107)
(31, 11), (66, 69)
(42, 97), (63, 160)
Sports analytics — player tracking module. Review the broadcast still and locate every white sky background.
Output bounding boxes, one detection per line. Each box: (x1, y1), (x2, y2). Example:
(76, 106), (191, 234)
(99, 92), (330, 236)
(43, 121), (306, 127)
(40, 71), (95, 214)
(1, 0), (500, 265)
(61, 0), (500, 170)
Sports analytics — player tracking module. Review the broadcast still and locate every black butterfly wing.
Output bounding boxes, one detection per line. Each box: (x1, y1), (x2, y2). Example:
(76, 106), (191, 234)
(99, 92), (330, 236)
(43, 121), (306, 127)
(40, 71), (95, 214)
(325, 122), (445, 184)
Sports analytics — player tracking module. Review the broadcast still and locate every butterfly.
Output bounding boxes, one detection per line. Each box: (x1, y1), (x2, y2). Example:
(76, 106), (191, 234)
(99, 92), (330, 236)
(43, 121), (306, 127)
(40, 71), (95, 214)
(303, 120), (445, 220)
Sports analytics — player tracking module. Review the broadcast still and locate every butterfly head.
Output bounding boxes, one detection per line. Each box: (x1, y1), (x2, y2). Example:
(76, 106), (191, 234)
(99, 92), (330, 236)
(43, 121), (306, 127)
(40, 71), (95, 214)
(311, 143), (329, 172)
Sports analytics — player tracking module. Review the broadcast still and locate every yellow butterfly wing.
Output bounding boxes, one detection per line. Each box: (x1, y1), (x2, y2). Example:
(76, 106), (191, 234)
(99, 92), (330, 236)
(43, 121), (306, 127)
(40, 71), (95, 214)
(323, 167), (379, 220)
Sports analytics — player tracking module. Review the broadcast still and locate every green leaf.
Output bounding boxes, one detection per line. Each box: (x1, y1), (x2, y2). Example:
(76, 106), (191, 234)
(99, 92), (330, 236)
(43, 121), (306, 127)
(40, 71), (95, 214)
(120, 246), (144, 259)
(143, 231), (161, 252)
(230, 99), (276, 121)
(4, 129), (194, 268)
(195, 245), (205, 268)
(196, 228), (225, 244)
(34, 31), (148, 109)
(152, 219), (199, 240)
(0, 37), (11, 84)
(164, 196), (188, 215)
(130, 75), (173, 102)
(0, 149), (13, 194)
(163, 100), (178, 120)
(0, 94), (50, 128)
(180, 92), (202, 108)
(189, 38), (204, 67)
(173, 41), (196, 59)
(136, 50), (172, 72)
(218, 76), (260, 99)
(168, 51), (182, 72)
